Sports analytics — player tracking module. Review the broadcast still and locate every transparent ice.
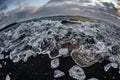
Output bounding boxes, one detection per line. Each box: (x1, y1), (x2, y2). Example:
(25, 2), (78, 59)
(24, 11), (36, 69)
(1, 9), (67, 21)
(69, 65), (86, 80)
(51, 58), (60, 69)
(5, 74), (10, 80)
(54, 70), (65, 78)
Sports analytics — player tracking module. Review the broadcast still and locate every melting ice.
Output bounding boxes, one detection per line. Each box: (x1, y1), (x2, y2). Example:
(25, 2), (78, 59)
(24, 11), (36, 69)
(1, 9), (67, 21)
(54, 70), (65, 78)
(0, 19), (120, 74)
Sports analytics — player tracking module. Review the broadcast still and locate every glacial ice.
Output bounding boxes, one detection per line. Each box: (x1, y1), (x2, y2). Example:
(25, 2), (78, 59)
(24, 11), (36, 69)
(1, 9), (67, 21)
(118, 67), (120, 74)
(50, 58), (60, 69)
(0, 18), (120, 80)
(104, 63), (118, 72)
(54, 70), (65, 78)
(0, 53), (4, 59)
(0, 19), (119, 68)
(5, 74), (10, 80)
(0, 64), (2, 68)
(88, 78), (99, 80)
(104, 63), (112, 72)
(69, 65), (86, 80)
(59, 48), (69, 56)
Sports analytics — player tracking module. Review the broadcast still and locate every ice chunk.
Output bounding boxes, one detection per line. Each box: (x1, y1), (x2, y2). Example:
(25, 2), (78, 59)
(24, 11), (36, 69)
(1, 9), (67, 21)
(0, 47), (4, 54)
(104, 63), (112, 72)
(69, 65), (86, 80)
(5, 74), (10, 80)
(104, 63), (118, 72)
(88, 78), (99, 80)
(54, 70), (65, 78)
(5, 55), (9, 59)
(108, 56), (116, 62)
(50, 58), (60, 69)
(111, 63), (118, 69)
(23, 50), (36, 62)
(119, 70), (120, 74)
(59, 48), (69, 56)
(0, 19), (120, 64)
(118, 67), (120, 74)
(3, 61), (6, 65)
(0, 64), (2, 68)
(10, 52), (20, 63)
(82, 29), (95, 36)
(112, 76), (115, 79)
(0, 53), (4, 59)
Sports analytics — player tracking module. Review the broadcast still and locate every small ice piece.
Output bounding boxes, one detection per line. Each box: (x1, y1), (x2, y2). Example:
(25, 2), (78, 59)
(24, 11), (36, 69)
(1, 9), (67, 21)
(59, 48), (69, 56)
(0, 54), (4, 59)
(119, 70), (120, 74)
(51, 58), (60, 69)
(112, 76), (115, 79)
(104, 63), (118, 72)
(108, 56), (116, 62)
(0, 47), (4, 54)
(88, 78), (99, 80)
(69, 65), (86, 80)
(5, 74), (10, 80)
(54, 70), (65, 78)
(82, 29), (95, 36)
(0, 64), (2, 68)
(3, 61), (6, 65)
(111, 63), (118, 69)
(5, 55), (9, 59)
(118, 67), (120, 74)
(104, 63), (112, 72)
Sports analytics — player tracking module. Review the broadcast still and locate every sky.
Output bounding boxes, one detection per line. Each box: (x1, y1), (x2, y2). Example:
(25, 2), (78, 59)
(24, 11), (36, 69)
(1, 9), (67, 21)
(0, 0), (49, 13)
(0, 0), (120, 29)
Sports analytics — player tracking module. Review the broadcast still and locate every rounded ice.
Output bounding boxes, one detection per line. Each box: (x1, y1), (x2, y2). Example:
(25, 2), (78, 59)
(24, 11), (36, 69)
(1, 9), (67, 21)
(69, 65), (86, 80)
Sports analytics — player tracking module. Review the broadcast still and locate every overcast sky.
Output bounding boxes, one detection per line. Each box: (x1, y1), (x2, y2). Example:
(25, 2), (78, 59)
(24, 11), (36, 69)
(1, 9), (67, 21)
(0, 0), (120, 29)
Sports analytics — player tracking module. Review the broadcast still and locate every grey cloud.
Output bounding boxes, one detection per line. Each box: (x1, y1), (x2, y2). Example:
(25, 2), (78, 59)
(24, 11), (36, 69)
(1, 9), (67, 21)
(34, 0), (120, 27)
(102, 2), (118, 15)
(0, 0), (120, 29)
(0, 0), (32, 12)
(0, 0), (11, 11)
(0, 5), (8, 11)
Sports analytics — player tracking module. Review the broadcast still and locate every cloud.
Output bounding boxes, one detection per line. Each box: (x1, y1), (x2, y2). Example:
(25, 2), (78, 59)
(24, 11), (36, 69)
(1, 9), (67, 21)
(0, 0), (11, 12)
(35, 0), (120, 27)
(66, 7), (80, 11)
(0, 0), (120, 29)
(31, 5), (40, 13)
(44, 0), (120, 16)
(0, 5), (8, 11)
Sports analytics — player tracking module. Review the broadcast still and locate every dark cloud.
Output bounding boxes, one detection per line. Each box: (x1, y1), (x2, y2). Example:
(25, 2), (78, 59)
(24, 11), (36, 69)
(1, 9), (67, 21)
(0, 0), (11, 11)
(0, 5), (8, 11)
(104, 2), (118, 14)
(0, 0), (34, 12)
(0, 0), (10, 5)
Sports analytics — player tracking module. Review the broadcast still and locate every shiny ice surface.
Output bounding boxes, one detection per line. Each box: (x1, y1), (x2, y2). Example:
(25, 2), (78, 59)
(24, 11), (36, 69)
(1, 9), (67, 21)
(0, 18), (120, 68)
